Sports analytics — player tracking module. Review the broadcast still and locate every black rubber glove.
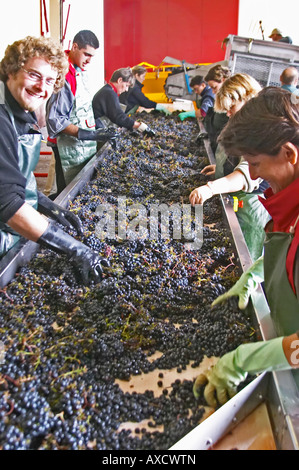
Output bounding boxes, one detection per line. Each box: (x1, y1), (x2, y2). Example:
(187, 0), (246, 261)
(195, 132), (208, 142)
(77, 127), (119, 142)
(95, 117), (104, 129)
(37, 192), (83, 235)
(144, 127), (156, 137)
(38, 224), (109, 285)
(137, 122), (156, 137)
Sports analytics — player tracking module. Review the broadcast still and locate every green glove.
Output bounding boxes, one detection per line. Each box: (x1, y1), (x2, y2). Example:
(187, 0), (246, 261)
(178, 110), (196, 121)
(212, 255), (264, 309)
(156, 103), (171, 115)
(193, 337), (291, 408)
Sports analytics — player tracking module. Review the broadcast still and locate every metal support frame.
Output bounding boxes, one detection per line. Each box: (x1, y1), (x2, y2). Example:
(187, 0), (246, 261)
(59, 0), (71, 45)
(225, 35), (299, 64)
(40, 0), (50, 36)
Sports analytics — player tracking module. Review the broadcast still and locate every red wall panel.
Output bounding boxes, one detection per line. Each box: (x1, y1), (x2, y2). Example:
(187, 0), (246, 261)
(104, 0), (239, 81)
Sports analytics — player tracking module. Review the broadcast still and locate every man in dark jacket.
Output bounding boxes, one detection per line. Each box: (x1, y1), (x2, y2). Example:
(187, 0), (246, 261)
(269, 28), (292, 44)
(178, 75), (215, 121)
(92, 68), (154, 136)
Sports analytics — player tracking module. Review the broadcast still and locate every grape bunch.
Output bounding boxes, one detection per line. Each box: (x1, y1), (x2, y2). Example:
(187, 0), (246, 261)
(0, 111), (257, 450)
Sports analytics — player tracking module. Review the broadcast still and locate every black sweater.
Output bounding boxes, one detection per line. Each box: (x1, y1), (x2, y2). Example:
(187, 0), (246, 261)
(92, 84), (135, 130)
(124, 81), (157, 113)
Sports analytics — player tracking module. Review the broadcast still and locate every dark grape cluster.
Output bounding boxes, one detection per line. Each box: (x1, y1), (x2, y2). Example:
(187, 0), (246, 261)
(0, 111), (258, 450)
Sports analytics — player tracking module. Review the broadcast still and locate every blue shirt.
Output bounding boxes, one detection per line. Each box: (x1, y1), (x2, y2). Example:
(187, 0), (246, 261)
(196, 85), (215, 117)
(281, 84), (299, 95)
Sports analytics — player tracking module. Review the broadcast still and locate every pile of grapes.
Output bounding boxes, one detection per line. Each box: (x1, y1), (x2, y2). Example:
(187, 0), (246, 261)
(0, 111), (257, 450)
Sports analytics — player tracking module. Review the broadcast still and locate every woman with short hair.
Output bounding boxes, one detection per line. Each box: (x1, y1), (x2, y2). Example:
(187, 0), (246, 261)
(120, 65), (170, 115)
(194, 87), (299, 407)
(204, 64), (231, 94)
(92, 67), (154, 135)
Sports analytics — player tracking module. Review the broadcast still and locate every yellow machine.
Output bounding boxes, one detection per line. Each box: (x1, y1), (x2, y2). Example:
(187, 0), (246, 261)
(138, 57), (212, 103)
(139, 61), (173, 103)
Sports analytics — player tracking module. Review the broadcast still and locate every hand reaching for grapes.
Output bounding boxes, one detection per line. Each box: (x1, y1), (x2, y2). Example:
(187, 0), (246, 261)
(212, 256), (264, 309)
(200, 164), (216, 176)
(37, 192), (83, 235)
(38, 224), (109, 285)
(193, 337), (292, 408)
(189, 184), (214, 206)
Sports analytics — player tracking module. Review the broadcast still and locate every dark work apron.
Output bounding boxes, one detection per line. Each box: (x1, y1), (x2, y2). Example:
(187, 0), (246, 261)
(56, 67), (96, 185)
(264, 229), (299, 387)
(0, 83), (41, 255)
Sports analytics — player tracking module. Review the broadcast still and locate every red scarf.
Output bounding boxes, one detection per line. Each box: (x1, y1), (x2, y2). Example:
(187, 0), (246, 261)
(109, 82), (118, 95)
(259, 178), (299, 293)
(65, 51), (77, 96)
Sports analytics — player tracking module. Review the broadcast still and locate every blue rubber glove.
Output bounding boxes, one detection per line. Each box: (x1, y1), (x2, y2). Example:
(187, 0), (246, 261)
(212, 256), (264, 310)
(193, 337), (291, 408)
(178, 110), (196, 121)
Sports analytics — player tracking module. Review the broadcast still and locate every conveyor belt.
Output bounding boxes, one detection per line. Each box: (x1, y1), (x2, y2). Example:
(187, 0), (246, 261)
(0, 119), (298, 449)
